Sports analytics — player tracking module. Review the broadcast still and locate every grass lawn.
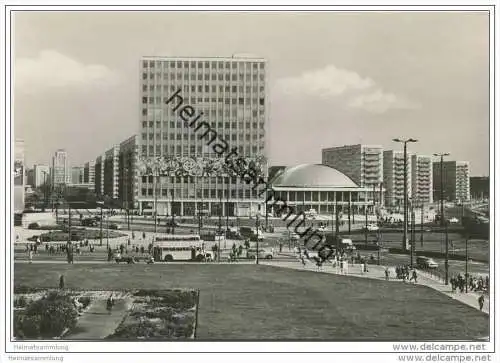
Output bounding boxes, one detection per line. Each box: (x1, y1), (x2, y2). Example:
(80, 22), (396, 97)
(14, 263), (488, 341)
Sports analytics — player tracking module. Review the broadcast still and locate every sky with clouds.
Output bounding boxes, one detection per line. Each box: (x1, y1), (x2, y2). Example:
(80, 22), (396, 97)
(13, 11), (490, 176)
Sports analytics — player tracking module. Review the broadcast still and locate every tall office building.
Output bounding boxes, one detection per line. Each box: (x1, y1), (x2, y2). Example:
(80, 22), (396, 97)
(119, 135), (139, 210)
(433, 160), (470, 202)
(470, 176), (489, 200)
(411, 155), (433, 205)
(383, 150), (412, 208)
(51, 149), (71, 185)
(322, 144), (383, 203)
(30, 164), (50, 187)
(104, 146), (120, 200)
(14, 139), (25, 213)
(94, 155), (104, 197)
(71, 166), (84, 184)
(84, 160), (95, 184)
(137, 56), (268, 217)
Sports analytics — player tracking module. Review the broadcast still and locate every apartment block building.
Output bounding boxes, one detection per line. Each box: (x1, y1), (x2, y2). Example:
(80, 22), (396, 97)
(29, 164), (50, 187)
(71, 166), (84, 184)
(137, 56), (268, 217)
(119, 135), (139, 210)
(322, 144), (383, 203)
(51, 149), (71, 185)
(14, 139), (25, 213)
(470, 176), (489, 200)
(411, 155), (433, 205)
(83, 160), (95, 184)
(433, 160), (470, 202)
(94, 155), (104, 197)
(104, 146), (120, 200)
(383, 150), (412, 208)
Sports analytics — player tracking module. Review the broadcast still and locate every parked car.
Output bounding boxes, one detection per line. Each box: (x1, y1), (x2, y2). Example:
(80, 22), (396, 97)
(416, 256), (439, 269)
(366, 223), (379, 232)
(27, 222), (40, 229)
(81, 218), (97, 227)
(109, 223), (121, 230)
(247, 248), (273, 259)
(448, 217), (459, 224)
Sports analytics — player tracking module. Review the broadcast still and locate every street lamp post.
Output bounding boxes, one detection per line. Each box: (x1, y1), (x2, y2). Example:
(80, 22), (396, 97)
(97, 201), (104, 247)
(42, 171), (48, 212)
(433, 153), (450, 226)
(170, 189), (175, 235)
(420, 203), (424, 247)
(255, 210), (260, 265)
(434, 152), (450, 285)
(154, 173), (159, 237)
(335, 200), (340, 252)
(347, 197), (351, 234)
(364, 205), (368, 247)
(68, 203), (72, 244)
(226, 177), (230, 232)
(106, 210), (110, 249)
(410, 203), (415, 268)
(465, 236), (469, 293)
(393, 138), (418, 251)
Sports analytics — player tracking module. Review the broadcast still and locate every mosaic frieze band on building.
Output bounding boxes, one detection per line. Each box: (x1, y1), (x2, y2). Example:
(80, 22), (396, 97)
(137, 155), (267, 179)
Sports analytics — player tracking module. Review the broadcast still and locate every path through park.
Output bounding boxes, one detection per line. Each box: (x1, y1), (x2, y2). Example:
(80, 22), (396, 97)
(65, 298), (132, 339)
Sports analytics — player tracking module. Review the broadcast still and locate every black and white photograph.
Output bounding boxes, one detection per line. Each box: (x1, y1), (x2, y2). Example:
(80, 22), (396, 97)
(1, 2), (497, 362)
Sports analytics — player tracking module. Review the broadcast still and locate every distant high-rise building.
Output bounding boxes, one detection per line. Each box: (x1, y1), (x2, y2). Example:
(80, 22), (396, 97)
(29, 164), (50, 188)
(51, 149), (70, 185)
(104, 146), (120, 200)
(411, 155), (433, 205)
(470, 176), (489, 200)
(14, 139), (25, 213)
(119, 135), (138, 210)
(433, 161), (470, 202)
(71, 166), (84, 184)
(137, 56), (268, 217)
(84, 160), (95, 184)
(322, 144), (383, 203)
(383, 150), (412, 208)
(94, 155), (104, 197)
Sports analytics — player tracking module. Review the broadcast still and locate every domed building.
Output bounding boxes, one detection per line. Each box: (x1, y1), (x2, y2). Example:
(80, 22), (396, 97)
(268, 164), (375, 215)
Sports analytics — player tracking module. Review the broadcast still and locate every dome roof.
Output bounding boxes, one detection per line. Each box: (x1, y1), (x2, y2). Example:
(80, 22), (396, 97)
(271, 164), (358, 188)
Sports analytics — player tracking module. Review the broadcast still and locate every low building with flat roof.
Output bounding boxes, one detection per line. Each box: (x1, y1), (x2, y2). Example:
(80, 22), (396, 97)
(267, 164), (376, 216)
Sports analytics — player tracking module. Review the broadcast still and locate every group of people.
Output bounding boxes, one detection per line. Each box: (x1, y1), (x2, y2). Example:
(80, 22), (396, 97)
(394, 265), (418, 283)
(450, 273), (489, 294)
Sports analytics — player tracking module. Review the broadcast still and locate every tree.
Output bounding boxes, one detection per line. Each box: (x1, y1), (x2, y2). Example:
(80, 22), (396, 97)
(20, 291), (78, 339)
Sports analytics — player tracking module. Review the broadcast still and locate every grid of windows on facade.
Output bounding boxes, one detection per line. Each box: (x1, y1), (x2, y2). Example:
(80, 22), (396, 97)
(140, 59), (266, 158)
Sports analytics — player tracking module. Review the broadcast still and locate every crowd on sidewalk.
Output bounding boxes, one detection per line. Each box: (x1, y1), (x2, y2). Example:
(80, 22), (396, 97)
(450, 273), (489, 294)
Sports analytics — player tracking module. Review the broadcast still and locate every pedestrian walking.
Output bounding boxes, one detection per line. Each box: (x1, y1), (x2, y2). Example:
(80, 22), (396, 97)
(385, 267), (390, 281)
(478, 294), (485, 312)
(410, 270), (418, 283)
(28, 249), (33, 264)
(106, 294), (114, 314)
(59, 275), (65, 289)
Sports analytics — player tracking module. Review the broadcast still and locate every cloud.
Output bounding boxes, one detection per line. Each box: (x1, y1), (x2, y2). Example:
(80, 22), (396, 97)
(15, 50), (119, 92)
(276, 64), (375, 97)
(348, 89), (420, 114)
(275, 64), (419, 114)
